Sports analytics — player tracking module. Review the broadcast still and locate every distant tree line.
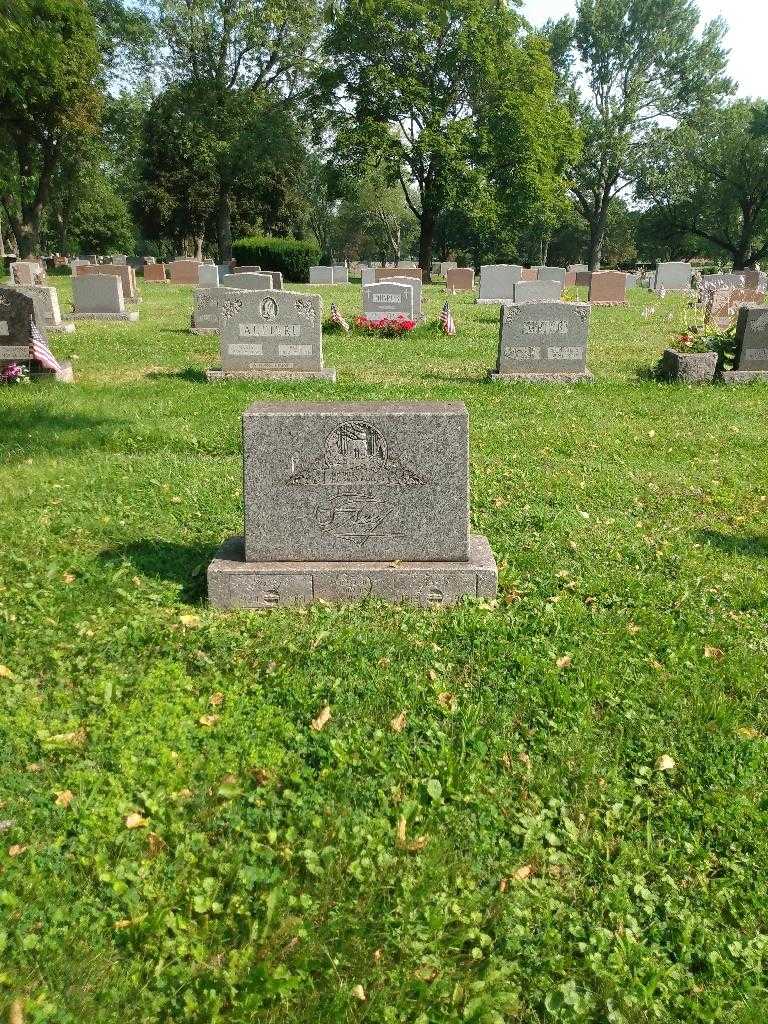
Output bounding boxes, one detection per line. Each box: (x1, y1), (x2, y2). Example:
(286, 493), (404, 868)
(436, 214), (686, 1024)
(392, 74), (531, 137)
(1, 0), (765, 278)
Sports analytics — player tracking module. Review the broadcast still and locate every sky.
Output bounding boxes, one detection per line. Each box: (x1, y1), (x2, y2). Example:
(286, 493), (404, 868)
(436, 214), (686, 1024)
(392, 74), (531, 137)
(520, 0), (768, 99)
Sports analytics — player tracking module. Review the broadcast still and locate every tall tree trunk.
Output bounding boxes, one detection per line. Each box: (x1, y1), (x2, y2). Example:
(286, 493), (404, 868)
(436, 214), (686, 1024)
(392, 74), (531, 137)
(194, 235), (204, 260)
(587, 211), (608, 271)
(217, 188), (232, 263)
(419, 209), (436, 284)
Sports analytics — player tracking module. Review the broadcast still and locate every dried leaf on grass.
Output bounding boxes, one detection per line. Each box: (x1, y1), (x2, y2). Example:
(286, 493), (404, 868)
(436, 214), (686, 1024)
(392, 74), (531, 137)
(311, 705), (332, 731)
(396, 816), (427, 852)
(390, 711), (407, 733)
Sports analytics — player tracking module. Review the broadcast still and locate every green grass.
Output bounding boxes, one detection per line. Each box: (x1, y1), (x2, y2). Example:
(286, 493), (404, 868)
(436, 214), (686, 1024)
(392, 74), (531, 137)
(1, 276), (767, 1023)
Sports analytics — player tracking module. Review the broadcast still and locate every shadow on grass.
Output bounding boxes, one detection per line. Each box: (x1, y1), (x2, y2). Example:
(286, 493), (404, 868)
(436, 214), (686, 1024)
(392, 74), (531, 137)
(0, 409), (123, 462)
(421, 371), (486, 385)
(698, 530), (768, 558)
(145, 368), (207, 383)
(100, 539), (216, 602)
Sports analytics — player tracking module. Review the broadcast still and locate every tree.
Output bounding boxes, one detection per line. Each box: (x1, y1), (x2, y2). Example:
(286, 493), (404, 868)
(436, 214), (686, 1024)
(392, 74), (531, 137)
(0, 0), (102, 256)
(323, 0), (575, 281)
(636, 101), (768, 269)
(149, 0), (319, 259)
(136, 83), (309, 257)
(552, 0), (732, 270)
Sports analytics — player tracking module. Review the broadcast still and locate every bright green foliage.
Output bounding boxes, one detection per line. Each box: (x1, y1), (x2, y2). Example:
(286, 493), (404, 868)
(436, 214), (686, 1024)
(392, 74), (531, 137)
(554, 0), (732, 269)
(0, 0), (102, 256)
(637, 101), (768, 270)
(1, 276), (768, 1020)
(147, 0), (320, 259)
(232, 236), (320, 281)
(323, 0), (575, 278)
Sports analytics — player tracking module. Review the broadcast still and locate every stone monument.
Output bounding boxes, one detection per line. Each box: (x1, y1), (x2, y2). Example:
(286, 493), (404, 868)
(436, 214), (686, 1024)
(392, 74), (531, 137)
(71, 275), (138, 321)
(207, 400), (498, 607)
(720, 304), (768, 383)
(206, 289), (335, 381)
(477, 265), (523, 304)
(14, 285), (74, 333)
(489, 300), (592, 382)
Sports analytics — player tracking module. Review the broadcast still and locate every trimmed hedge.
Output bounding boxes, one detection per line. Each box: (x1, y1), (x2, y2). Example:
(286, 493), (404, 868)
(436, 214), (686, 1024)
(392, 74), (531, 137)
(232, 236), (320, 284)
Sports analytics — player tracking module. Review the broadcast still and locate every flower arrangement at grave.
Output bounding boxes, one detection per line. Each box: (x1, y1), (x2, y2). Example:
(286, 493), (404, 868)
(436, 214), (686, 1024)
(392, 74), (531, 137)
(354, 314), (416, 337)
(0, 363), (29, 385)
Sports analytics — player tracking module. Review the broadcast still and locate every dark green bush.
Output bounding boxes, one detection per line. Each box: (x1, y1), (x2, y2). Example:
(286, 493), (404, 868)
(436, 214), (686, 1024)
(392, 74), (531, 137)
(232, 236), (320, 283)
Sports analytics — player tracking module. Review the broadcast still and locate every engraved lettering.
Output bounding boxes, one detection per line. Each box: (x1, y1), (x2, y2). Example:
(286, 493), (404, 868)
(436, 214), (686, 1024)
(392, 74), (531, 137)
(372, 293), (402, 303)
(278, 343), (312, 356)
(521, 320), (569, 335)
(503, 346), (541, 360)
(239, 323), (301, 337)
(743, 347), (768, 360)
(228, 343), (264, 356)
(546, 346), (584, 360)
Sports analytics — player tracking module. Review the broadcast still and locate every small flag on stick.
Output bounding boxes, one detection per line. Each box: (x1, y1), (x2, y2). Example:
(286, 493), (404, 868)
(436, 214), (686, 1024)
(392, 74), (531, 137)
(29, 318), (61, 372)
(439, 301), (456, 335)
(330, 303), (349, 332)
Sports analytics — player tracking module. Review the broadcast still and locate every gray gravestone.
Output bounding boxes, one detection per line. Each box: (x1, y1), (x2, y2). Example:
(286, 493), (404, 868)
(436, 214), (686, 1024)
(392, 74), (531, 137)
(721, 305), (768, 382)
(206, 400), (498, 608)
(111, 254), (127, 265)
(222, 272), (273, 291)
(380, 274), (423, 320)
(478, 265), (523, 304)
(266, 271), (283, 290)
(512, 279), (562, 303)
(361, 267), (376, 286)
(655, 262), (692, 292)
(72, 274), (138, 321)
(332, 266), (349, 284)
(207, 289), (335, 381)
(536, 266), (566, 287)
(310, 266), (334, 284)
(198, 264), (220, 287)
(439, 261), (457, 276)
(701, 273), (746, 290)
(362, 281), (415, 321)
(15, 285), (74, 333)
(0, 288), (72, 380)
(490, 300), (592, 382)
(192, 287), (227, 333)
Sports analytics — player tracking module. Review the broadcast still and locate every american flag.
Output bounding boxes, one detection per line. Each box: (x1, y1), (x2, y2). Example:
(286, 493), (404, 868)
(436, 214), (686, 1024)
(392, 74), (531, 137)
(30, 317), (62, 372)
(330, 303), (349, 331)
(439, 301), (456, 335)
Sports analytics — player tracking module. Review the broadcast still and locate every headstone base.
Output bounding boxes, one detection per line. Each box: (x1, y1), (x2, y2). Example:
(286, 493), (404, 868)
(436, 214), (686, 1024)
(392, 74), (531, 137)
(718, 369), (768, 385)
(44, 322), (76, 334)
(191, 326), (218, 335)
(207, 534), (498, 609)
(70, 311), (139, 322)
(488, 370), (594, 383)
(589, 301), (628, 307)
(205, 367), (337, 382)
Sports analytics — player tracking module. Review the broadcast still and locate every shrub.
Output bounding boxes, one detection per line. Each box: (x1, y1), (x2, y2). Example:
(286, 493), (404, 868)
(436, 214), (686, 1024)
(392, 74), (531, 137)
(232, 236), (320, 283)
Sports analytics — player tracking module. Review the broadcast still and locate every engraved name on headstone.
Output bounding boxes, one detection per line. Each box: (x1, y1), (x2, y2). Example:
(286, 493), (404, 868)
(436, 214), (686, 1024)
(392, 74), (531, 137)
(362, 281), (415, 321)
(491, 300), (592, 381)
(207, 289), (335, 381)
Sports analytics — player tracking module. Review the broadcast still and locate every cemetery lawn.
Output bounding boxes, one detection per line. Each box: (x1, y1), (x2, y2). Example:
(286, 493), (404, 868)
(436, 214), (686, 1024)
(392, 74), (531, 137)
(3, 276), (768, 1024)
